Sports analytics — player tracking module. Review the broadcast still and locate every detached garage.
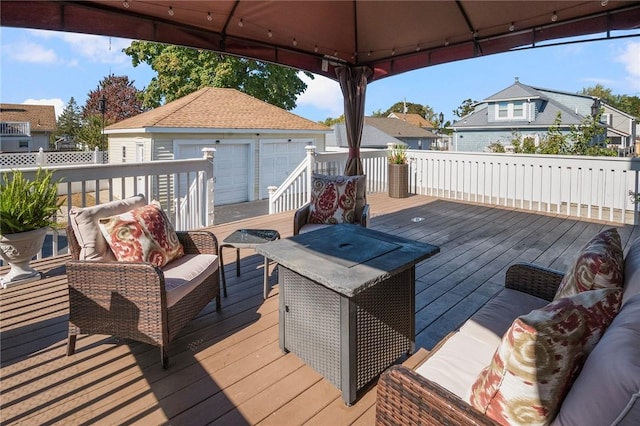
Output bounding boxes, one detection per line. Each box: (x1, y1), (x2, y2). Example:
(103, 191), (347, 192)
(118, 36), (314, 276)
(105, 87), (330, 205)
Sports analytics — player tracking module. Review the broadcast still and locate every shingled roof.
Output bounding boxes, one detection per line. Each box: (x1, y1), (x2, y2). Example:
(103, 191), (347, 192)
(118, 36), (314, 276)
(106, 87), (329, 132)
(0, 104), (57, 132)
(365, 117), (436, 138)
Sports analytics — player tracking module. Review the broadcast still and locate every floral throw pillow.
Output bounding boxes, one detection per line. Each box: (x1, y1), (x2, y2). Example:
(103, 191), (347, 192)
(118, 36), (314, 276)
(98, 201), (184, 268)
(554, 228), (624, 301)
(307, 174), (358, 225)
(469, 288), (622, 426)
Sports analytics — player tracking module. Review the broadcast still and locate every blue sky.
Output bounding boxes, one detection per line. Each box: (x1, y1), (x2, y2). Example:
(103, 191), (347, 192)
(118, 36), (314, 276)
(1, 27), (639, 124)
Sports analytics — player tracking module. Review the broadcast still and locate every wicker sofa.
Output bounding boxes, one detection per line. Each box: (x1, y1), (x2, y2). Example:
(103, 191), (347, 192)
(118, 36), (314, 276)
(376, 233), (640, 426)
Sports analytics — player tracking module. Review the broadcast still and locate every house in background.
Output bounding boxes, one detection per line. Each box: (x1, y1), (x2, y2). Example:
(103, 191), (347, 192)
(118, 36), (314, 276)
(0, 104), (56, 153)
(387, 112), (433, 129)
(449, 79), (637, 155)
(105, 87), (330, 205)
(328, 117), (437, 150)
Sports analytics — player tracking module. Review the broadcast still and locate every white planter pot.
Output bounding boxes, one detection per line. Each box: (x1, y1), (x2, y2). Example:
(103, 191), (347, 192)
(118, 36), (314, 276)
(0, 228), (48, 288)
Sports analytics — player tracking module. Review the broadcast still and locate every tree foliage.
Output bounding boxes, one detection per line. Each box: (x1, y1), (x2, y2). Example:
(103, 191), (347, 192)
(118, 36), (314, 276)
(53, 97), (82, 141)
(453, 98), (477, 118)
(124, 41), (311, 110)
(319, 115), (345, 126)
(579, 84), (640, 119)
(83, 74), (145, 123)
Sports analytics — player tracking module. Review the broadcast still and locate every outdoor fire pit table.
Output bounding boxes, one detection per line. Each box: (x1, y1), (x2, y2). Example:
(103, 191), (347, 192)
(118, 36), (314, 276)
(255, 224), (439, 405)
(219, 229), (280, 299)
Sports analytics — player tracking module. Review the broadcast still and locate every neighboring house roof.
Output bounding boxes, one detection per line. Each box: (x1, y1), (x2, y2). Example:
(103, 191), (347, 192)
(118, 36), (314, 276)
(387, 112), (434, 128)
(105, 87), (329, 132)
(0, 103), (57, 132)
(452, 80), (585, 129)
(365, 117), (436, 138)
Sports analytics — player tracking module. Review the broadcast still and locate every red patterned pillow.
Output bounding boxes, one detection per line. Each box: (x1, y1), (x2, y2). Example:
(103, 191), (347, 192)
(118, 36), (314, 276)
(554, 228), (624, 300)
(307, 174), (358, 225)
(98, 201), (184, 268)
(469, 288), (622, 426)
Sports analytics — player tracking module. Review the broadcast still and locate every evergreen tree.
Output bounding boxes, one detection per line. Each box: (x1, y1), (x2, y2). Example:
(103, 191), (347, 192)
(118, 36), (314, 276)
(53, 97), (82, 142)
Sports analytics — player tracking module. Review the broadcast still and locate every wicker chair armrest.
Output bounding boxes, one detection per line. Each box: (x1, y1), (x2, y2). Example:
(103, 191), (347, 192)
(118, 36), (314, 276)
(177, 230), (218, 255)
(293, 203), (311, 235)
(360, 204), (370, 227)
(505, 262), (565, 302)
(66, 260), (165, 303)
(376, 365), (499, 426)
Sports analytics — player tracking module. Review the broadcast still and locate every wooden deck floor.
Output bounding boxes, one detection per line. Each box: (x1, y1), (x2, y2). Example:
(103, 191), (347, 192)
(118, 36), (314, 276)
(2, 193), (638, 425)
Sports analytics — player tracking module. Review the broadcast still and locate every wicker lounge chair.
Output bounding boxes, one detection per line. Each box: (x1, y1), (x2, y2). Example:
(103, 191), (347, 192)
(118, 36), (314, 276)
(65, 196), (221, 368)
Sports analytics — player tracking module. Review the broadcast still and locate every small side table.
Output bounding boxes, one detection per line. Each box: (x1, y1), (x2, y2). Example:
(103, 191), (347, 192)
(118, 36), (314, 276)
(219, 229), (280, 299)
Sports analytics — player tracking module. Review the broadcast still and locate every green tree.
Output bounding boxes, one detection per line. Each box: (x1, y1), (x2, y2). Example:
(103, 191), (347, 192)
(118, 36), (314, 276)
(539, 112), (568, 155)
(124, 41), (310, 110)
(76, 115), (106, 151)
(579, 85), (640, 119)
(319, 115), (345, 126)
(568, 108), (616, 156)
(453, 98), (476, 118)
(52, 97), (82, 143)
(487, 142), (505, 153)
(382, 101), (432, 119)
(510, 131), (537, 154)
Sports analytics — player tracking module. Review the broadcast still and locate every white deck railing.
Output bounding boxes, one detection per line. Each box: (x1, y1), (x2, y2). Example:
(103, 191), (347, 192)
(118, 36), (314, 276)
(2, 149), (215, 261)
(269, 146), (640, 225)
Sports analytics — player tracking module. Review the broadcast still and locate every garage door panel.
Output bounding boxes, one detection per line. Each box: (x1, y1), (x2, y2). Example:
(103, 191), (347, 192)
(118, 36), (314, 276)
(176, 141), (250, 206)
(259, 140), (309, 199)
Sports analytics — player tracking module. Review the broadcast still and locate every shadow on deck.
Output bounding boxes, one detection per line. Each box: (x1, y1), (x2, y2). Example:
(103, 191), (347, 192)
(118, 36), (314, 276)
(1, 193), (638, 424)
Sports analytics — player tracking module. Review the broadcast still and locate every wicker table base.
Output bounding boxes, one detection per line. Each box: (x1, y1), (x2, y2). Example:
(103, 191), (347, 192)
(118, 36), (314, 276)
(279, 266), (415, 405)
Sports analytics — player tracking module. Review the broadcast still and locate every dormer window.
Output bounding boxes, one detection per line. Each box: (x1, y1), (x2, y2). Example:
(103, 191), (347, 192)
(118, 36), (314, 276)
(496, 101), (526, 120)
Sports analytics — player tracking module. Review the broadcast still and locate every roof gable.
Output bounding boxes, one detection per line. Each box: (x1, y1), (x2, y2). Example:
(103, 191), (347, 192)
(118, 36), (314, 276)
(387, 112), (434, 128)
(106, 87), (329, 132)
(0, 103), (57, 132)
(485, 80), (543, 102)
(365, 117), (436, 138)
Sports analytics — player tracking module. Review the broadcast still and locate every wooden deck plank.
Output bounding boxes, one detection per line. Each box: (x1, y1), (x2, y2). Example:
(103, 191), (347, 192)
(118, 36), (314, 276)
(1, 193), (637, 425)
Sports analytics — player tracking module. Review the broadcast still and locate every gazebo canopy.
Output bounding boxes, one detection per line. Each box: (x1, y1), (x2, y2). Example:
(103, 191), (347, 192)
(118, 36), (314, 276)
(2, 1), (639, 82)
(2, 1), (639, 174)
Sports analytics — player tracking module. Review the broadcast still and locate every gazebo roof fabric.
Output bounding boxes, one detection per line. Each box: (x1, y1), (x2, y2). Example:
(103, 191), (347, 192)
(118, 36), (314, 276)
(2, 1), (639, 82)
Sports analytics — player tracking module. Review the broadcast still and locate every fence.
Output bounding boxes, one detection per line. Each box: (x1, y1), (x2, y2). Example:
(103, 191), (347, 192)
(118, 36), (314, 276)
(1, 149), (215, 262)
(269, 146), (640, 225)
(0, 148), (108, 168)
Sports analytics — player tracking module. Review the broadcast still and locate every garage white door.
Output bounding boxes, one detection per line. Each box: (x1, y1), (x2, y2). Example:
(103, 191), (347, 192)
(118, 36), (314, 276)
(259, 139), (310, 199)
(175, 141), (250, 206)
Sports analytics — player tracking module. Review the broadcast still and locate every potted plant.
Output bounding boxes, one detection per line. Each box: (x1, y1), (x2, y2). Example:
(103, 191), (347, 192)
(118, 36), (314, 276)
(0, 168), (63, 288)
(388, 143), (409, 198)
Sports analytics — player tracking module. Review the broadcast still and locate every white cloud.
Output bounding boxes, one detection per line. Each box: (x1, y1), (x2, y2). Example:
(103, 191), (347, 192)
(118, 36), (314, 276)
(296, 72), (343, 117)
(27, 28), (133, 67)
(3, 40), (58, 64)
(615, 41), (640, 92)
(24, 98), (66, 118)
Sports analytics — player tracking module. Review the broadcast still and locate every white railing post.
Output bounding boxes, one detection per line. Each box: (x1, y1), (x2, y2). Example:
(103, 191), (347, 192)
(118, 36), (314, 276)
(268, 186), (278, 214)
(202, 147), (216, 226)
(35, 148), (45, 166)
(305, 145), (316, 203)
(93, 147), (100, 164)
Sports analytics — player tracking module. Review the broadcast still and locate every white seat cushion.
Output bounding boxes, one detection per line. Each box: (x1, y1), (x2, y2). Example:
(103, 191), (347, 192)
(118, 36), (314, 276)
(415, 331), (497, 401)
(163, 254), (218, 307)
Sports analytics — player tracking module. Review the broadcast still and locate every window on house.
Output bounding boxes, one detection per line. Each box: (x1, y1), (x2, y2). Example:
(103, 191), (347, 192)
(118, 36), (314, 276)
(122, 146), (127, 162)
(495, 101), (526, 119)
(18, 140), (29, 148)
(497, 102), (508, 118)
(513, 101), (525, 118)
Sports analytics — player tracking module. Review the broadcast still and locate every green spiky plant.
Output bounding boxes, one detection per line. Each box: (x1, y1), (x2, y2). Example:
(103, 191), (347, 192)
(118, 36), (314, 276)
(0, 168), (63, 235)
(388, 144), (408, 164)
